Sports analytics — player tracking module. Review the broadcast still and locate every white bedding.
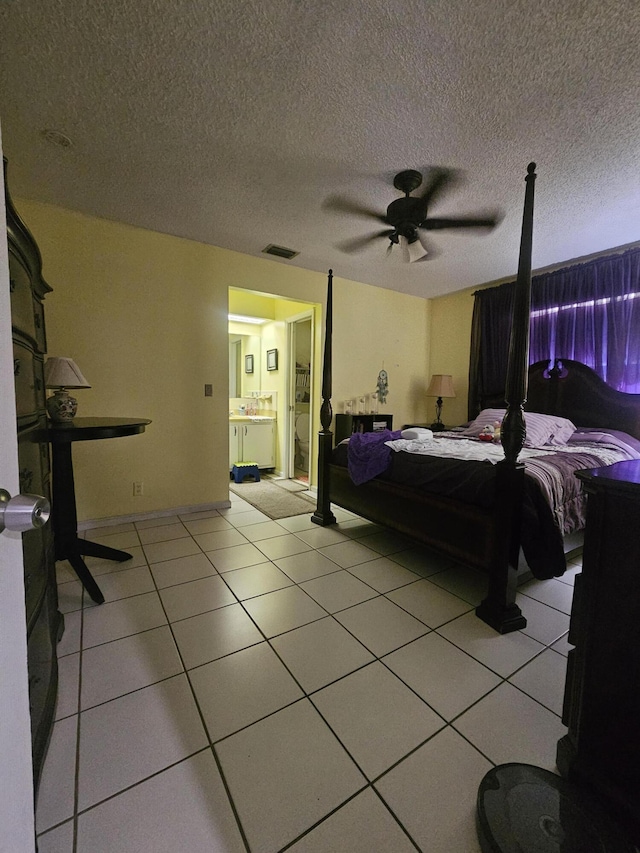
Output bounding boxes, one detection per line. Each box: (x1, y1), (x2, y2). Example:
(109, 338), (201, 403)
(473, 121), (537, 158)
(384, 435), (632, 467)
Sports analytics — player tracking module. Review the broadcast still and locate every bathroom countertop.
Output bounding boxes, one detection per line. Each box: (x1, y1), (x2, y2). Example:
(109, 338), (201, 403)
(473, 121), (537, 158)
(229, 415), (276, 422)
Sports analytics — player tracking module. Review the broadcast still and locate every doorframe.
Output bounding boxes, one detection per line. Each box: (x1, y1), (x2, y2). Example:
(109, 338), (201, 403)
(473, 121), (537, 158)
(285, 310), (315, 481)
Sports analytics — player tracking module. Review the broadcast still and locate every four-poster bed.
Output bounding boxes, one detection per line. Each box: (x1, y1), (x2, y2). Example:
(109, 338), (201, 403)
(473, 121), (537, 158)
(313, 164), (640, 633)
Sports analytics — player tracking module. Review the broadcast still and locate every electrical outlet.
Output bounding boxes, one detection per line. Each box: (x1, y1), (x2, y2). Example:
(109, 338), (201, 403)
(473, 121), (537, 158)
(204, 383), (213, 397)
(133, 481), (144, 496)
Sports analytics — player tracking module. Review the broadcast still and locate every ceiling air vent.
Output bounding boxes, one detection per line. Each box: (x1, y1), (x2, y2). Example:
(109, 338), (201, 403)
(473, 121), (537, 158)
(262, 244), (299, 260)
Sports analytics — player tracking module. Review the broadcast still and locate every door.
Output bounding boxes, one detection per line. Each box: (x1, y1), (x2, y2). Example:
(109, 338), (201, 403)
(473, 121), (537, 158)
(287, 312), (314, 482)
(0, 134), (37, 850)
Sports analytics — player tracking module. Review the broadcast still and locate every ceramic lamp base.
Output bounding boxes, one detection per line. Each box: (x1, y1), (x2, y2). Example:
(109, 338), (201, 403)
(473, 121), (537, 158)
(46, 389), (78, 422)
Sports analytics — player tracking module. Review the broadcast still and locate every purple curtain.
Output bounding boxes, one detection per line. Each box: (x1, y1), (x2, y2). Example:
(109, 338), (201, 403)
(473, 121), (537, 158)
(469, 246), (640, 413)
(529, 248), (640, 392)
(468, 282), (515, 419)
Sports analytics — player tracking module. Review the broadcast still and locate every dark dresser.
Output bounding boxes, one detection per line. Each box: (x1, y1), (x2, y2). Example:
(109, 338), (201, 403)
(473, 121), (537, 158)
(6, 158), (62, 792)
(557, 459), (640, 847)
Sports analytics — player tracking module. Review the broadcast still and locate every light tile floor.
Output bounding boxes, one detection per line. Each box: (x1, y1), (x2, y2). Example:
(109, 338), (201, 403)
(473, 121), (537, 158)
(36, 493), (580, 853)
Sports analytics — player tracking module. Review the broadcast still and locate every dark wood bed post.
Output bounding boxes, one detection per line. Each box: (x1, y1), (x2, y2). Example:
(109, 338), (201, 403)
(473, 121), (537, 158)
(476, 162), (537, 633)
(312, 269), (337, 526)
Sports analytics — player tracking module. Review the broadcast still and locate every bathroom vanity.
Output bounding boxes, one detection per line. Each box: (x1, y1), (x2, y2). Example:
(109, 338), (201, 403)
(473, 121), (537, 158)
(229, 416), (276, 470)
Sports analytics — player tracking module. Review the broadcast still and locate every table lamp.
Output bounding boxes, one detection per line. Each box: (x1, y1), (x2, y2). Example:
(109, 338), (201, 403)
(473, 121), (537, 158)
(44, 357), (91, 422)
(426, 374), (455, 431)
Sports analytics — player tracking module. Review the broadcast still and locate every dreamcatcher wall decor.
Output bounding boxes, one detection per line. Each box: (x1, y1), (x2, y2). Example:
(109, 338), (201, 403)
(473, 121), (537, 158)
(376, 368), (389, 405)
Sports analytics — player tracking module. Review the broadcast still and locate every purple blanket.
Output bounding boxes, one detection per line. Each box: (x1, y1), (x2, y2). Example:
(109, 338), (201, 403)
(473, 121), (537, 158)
(347, 429), (402, 485)
(568, 428), (640, 459)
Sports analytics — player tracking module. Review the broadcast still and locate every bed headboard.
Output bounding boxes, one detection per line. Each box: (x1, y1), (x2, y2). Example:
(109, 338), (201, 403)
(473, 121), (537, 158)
(527, 359), (640, 441)
(480, 359), (640, 440)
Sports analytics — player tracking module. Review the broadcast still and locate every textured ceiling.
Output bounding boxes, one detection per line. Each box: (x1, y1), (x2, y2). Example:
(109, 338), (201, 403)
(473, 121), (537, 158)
(0, 0), (639, 298)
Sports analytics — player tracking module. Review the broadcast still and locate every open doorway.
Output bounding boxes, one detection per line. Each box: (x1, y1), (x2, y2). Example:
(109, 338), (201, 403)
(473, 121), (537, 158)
(228, 288), (318, 484)
(288, 312), (314, 484)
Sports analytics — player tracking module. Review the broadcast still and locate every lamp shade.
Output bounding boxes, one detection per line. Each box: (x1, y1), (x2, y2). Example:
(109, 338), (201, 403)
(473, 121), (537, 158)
(44, 357), (91, 389)
(426, 374), (455, 398)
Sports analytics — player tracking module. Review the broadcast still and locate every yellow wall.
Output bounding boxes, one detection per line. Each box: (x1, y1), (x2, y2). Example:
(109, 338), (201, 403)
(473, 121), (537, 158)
(429, 285), (476, 425)
(18, 199), (434, 523)
(331, 279), (432, 425)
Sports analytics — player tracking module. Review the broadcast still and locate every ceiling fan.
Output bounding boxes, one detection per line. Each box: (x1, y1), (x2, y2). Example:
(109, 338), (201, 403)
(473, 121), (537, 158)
(325, 168), (500, 262)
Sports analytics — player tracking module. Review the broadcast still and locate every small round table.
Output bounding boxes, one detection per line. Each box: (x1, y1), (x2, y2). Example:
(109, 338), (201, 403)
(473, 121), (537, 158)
(48, 417), (151, 604)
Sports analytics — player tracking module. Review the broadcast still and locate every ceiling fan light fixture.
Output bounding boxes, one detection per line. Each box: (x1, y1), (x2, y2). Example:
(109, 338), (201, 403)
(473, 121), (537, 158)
(399, 234), (428, 263)
(407, 235), (428, 263)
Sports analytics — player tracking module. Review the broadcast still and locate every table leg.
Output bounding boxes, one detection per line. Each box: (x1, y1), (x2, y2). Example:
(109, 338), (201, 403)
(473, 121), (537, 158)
(62, 538), (133, 605)
(51, 442), (112, 604)
(75, 539), (134, 604)
(79, 539), (133, 562)
(66, 553), (105, 605)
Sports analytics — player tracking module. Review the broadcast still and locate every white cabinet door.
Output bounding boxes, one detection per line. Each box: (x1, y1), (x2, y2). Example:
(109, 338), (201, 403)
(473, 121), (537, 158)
(229, 423), (240, 469)
(243, 422), (275, 468)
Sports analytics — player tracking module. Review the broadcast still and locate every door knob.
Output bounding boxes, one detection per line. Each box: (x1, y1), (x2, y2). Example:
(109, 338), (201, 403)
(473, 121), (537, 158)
(0, 489), (51, 534)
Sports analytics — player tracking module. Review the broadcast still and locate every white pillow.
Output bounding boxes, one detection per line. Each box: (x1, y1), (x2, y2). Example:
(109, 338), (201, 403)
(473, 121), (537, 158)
(462, 408), (576, 447)
(401, 428), (433, 440)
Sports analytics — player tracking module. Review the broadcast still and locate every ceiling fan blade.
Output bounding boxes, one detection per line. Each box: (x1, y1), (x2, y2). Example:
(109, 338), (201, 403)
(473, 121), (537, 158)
(323, 195), (388, 224)
(336, 230), (395, 253)
(418, 167), (457, 207)
(421, 215), (499, 231)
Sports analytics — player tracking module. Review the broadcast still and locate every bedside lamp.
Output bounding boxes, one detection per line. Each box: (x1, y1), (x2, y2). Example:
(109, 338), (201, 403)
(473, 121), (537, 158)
(426, 374), (455, 431)
(44, 357), (91, 423)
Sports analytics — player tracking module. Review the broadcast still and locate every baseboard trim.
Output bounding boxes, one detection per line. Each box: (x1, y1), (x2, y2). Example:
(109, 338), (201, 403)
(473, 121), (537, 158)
(77, 500), (232, 531)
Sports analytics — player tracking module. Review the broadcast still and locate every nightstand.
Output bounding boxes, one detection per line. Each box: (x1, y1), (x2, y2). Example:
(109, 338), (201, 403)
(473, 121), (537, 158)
(334, 413), (393, 444)
(557, 459), (640, 847)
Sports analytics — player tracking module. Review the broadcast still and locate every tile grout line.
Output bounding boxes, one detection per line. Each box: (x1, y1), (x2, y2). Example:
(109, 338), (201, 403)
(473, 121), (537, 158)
(71, 586), (86, 853)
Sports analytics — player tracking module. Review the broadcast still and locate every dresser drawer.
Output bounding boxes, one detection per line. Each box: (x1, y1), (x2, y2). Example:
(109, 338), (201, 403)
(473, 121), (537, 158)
(33, 297), (47, 352)
(9, 252), (37, 343)
(19, 422), (53, 626)
(27, 587), (59, 776)
(23, 532), (49, 629)
(14, 338), (38, 418)
(18, 424), (48, 501)
(23, 523), (55, 632)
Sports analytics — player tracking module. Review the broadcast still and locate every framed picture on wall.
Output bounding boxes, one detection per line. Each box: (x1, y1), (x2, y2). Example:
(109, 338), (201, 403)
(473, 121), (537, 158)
(245, 354), (254, 374)
(266, 349), (278, 371)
